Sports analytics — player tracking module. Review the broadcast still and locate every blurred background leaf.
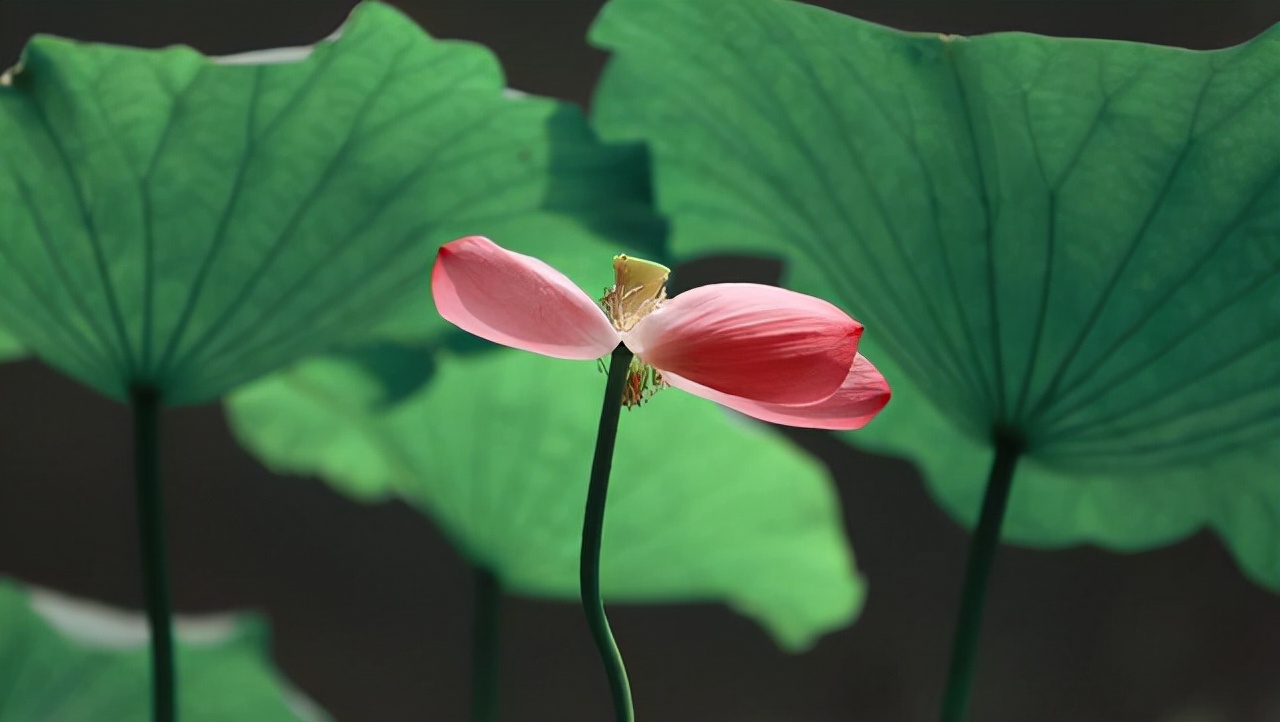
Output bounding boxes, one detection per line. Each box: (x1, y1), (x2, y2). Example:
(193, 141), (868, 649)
(0, 326), (24, 362)
(227, 345), (863, 650)
(0, 0), (662, 405)
(590, 0), (1280, 589)
(0, 578), (328, 722)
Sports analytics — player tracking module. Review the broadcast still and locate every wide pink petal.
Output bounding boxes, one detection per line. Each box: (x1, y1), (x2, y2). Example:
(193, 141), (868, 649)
(623, 283), (862, 405)
(663, 354), (890, 430)
(431, 236), (620, 359)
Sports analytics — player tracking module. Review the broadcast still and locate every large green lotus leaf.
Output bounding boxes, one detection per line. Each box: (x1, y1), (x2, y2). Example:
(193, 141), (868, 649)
(227, 347), (862, 650)
(0, 578), (328, 722)
(0, 1), (661, 405)
(591, 0), (1280, 587)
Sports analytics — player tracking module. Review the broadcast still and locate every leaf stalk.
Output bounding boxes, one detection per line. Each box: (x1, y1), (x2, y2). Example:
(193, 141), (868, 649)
(132, 386), (175, 722)
(939, 432), (1022, 722)
(471, 566), (502, 722)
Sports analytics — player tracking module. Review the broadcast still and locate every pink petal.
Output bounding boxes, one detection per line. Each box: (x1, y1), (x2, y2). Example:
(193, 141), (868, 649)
(623, 283), (862, 405)
(663, 354), (890, 430)
(431, 236), (620, 359)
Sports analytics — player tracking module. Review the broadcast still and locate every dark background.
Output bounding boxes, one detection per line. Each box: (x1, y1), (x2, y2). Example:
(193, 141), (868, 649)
(1, 2), (1278, 721)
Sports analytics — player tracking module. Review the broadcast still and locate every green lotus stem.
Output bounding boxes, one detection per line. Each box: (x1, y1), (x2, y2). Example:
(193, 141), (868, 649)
(580, 344), (636, 722)
(132, 386), (175, 722)
(471, 566), (502, 722)
(939, 433), (1022, 722)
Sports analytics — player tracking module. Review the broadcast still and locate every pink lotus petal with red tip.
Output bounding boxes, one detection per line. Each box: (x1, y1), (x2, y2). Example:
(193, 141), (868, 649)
(662, 354), (890, 430)
(431, 236), (620, 360)
(623, 283), (862, 405)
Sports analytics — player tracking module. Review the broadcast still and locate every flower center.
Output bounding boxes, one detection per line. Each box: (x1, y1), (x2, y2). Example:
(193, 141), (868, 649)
(601, 254), (671, 408)
(601, 254), (670, 332)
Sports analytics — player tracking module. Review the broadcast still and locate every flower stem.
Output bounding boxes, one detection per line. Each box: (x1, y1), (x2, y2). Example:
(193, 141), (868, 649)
(471, 566), (501, 722)
(939, 433), (1022, 722)
(580, 344), (635, 722)
(132, 386), (175, 722)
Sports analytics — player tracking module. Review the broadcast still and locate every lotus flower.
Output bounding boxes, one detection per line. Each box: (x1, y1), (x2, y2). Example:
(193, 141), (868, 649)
(431, 236), (890, 430)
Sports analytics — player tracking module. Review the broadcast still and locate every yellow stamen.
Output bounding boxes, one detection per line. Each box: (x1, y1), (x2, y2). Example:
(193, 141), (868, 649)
(621, 357), (666, 409)
(601, 254), (670, 332)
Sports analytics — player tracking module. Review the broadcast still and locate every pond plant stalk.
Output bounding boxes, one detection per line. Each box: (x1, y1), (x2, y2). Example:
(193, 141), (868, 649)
(471, 566), (502, 722)
(132, 386), (175, 722)
(939, 432), (1023, 722)
(580, 344), (637, 722)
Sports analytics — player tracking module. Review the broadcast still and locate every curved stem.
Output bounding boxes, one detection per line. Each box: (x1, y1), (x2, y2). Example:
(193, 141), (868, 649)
(580, 345), (635, 722)
(132, 386), (175, 722)
(470, 567), (501, 722)
(939, 434), (1022, 722)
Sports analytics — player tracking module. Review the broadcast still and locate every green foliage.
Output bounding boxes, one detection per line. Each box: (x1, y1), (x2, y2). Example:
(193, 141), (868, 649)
(0, 1), (661, 405)
(227, 345), (863, 650)
(0, 326), (24, 362)
(0, 578), (326, 722)
(591, 0), (1280, 587)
